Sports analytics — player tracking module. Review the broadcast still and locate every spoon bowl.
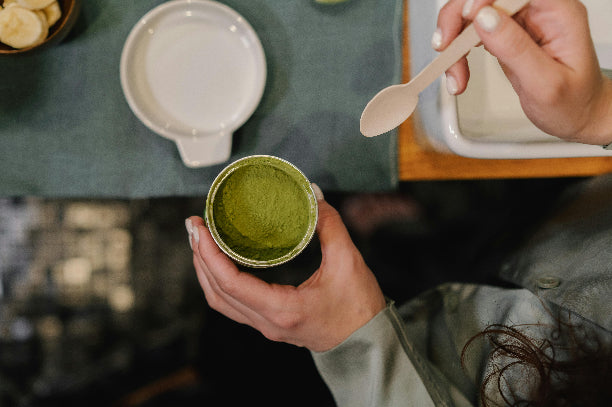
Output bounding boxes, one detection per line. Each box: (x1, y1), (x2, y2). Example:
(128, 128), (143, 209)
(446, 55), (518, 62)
(360, 85), (419, 137)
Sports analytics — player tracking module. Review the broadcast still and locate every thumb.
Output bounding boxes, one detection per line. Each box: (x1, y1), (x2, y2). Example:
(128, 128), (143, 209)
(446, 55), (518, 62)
(473, 5), (557, 93)
(311, 184), (355, 256)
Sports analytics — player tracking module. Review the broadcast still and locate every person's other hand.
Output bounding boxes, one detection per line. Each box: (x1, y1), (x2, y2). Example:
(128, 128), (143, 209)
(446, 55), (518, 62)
(185, 187), (386, 352)
(433, 0), (612, 145)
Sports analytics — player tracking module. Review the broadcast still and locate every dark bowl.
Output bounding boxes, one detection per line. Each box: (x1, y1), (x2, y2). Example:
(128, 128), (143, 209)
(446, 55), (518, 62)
(0, 0), (81, 56)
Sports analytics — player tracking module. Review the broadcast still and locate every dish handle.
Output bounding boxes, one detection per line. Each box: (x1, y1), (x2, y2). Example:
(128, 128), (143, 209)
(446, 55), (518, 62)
(175, 133), (232, 168)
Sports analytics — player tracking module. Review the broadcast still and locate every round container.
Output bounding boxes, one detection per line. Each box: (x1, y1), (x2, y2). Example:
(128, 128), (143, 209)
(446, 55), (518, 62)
(205, 155), (318, 268)
(120, 0), (266, 167)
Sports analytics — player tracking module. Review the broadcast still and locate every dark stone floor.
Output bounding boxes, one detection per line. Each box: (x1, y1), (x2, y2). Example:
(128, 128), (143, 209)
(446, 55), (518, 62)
(0, 177), (583, 406)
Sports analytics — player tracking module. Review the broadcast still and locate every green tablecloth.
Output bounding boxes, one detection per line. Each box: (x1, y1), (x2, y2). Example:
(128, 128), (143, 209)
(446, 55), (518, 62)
(0, 0), (402, 198)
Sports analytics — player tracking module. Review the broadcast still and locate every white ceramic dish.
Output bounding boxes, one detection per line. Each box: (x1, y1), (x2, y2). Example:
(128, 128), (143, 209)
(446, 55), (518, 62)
(120, 0), (266, 167)
(415, 0), (612, 159)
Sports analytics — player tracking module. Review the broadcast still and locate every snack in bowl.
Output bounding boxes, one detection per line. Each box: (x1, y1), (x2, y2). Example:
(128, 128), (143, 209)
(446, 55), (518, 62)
(0, 0), (79, 54)
(0, 0), (60, 49)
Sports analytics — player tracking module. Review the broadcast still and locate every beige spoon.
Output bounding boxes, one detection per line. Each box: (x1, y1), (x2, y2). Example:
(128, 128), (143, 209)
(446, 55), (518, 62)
(360, 0), (530, 137)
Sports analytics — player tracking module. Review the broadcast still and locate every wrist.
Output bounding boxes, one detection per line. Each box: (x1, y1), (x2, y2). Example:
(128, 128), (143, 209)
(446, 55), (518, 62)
(585, 75), (612, 146)
(312, 300), (393, 353)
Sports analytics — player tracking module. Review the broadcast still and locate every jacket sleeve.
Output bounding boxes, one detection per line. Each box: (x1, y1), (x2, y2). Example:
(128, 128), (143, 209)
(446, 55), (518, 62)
(311, 302), (468, 407)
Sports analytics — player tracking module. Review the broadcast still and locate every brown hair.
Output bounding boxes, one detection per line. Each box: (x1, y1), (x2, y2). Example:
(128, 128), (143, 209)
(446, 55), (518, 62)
(462, 315), (612, 406)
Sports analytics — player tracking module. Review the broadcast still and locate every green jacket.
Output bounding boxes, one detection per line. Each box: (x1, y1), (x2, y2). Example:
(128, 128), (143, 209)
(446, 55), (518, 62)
(313, 175), (612, 406)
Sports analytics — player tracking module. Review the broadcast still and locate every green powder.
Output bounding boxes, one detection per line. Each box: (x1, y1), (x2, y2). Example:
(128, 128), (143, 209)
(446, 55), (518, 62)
(212, 163), (310, 261)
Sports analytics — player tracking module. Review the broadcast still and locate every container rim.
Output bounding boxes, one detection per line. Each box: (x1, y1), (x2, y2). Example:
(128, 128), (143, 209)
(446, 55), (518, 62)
(205, 155), (318, 268)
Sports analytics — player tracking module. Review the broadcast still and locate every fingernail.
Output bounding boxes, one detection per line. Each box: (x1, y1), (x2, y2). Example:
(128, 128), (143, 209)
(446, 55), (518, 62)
(446, 74), (459, 95)
(475, 6), (500, 32)
(431, 28), (443, 50)
(192, 225), (200, 245)
(185, 218), (194, 250)
(462, 0), (474, 18)
(311, 183), (324, 201)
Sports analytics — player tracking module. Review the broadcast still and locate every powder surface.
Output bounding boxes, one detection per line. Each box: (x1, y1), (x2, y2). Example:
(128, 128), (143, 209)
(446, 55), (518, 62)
(212, 164), (310, 261)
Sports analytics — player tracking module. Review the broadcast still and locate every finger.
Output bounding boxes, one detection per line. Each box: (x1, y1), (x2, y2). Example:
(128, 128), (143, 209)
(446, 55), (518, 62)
(314, 198), (374, 290)
(315, 199), (355, 257)
(471, 4), (561, 94)
(193, 253), (252, 326)
(461, 0), (494, 20)
(434, 0), (468, 50)
(434, 0), (482, 94)
(193, 249), (304, 345)
(445, 56), (470, 95)
(191, 217), (298, 314)
(188, 216), (236, 270)
(190, 236), (290, 334)
(185, 217), (199, 251)
(188, 218), (306, 345)
(187, 217), (272, 323)
(192, 248), (261, 319)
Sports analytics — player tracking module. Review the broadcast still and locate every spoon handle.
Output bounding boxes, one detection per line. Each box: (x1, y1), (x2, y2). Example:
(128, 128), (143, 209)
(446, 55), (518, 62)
(409, 0), (531, 95)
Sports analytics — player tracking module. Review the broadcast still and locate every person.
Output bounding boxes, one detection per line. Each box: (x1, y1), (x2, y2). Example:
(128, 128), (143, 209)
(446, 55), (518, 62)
(185, 0), (612, 405)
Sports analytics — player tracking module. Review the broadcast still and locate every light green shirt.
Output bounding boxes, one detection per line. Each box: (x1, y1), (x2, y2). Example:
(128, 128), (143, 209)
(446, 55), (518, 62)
(313, 175), (612, 406)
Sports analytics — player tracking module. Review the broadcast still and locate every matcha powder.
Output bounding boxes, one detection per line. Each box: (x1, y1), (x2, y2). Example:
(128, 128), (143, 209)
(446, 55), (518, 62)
(212, 164), (311, 261)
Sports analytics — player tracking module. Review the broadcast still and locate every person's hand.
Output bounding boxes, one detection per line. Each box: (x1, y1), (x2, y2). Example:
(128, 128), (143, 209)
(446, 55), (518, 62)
(432, 0), (612, 145)
(185, 187), (386, 352)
